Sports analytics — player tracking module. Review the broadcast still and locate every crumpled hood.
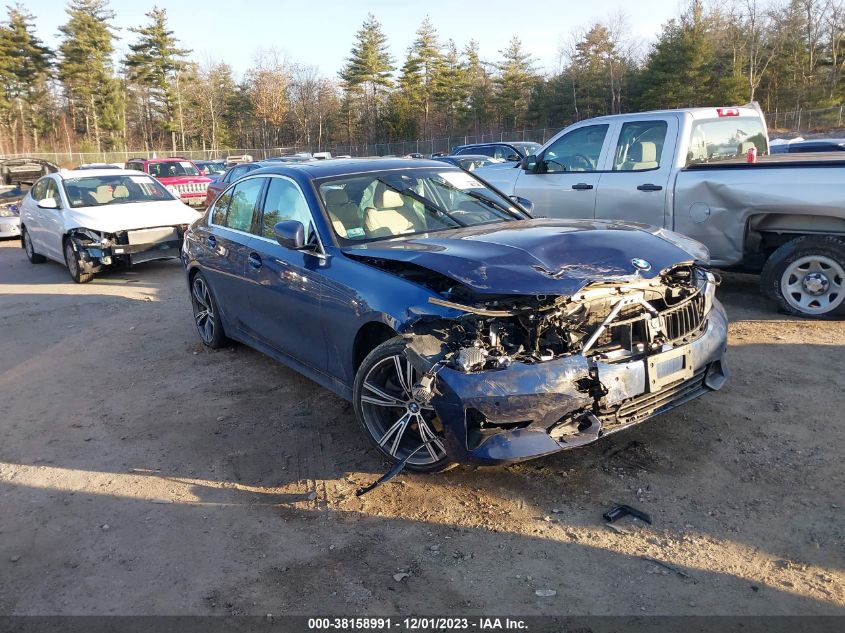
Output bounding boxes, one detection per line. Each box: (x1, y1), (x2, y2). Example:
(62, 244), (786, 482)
(342, 219), (696, 296)
(64, 200), (202, 234)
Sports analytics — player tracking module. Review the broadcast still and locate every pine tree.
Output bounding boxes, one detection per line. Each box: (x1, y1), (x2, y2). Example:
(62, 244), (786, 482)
(464, 40), (495, 135)
(495, 36), (537, 129)
(57, 0), (121, 151)
(124, 7), (190, 151)
(636, 0), (717, 109)
(398, 17), (442, 138)
(339, 13), (394, 144)
(432, 39), (470, 135)
(0, 4), (52, 152)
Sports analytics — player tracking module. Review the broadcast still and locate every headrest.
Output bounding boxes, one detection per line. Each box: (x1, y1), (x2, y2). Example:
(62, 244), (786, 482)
(373, 184), (404, 209)
(113, 185), (129, 199)
(324, 188), (349, 206)
(630, 141), (657, 163)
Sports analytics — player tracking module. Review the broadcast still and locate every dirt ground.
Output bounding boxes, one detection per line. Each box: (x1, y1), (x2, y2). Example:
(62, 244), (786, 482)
(0, 237), (843, 616)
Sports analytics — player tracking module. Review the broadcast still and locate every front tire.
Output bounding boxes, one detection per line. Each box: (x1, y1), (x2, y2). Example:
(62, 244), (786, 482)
(190, 272), (227, 348)
(761, 236), (845, 318)
(22, 227), (46, 263)
(353, 337), (451, 473)
(63, 239), (93, 283)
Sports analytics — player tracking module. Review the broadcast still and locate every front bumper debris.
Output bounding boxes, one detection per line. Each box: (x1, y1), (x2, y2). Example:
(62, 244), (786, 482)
(429, 302), (729, 465)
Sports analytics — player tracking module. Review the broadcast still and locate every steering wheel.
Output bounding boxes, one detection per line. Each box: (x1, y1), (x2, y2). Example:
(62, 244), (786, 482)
(568, 153), (595, 171)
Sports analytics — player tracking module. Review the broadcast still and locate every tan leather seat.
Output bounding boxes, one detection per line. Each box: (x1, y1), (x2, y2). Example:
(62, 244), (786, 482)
(622, 141), (659, 171)
(363, 184), (421, 237)
(113, 185), (129, 199)
(93, 185), (113, 203)
(323, 188), (361, 237)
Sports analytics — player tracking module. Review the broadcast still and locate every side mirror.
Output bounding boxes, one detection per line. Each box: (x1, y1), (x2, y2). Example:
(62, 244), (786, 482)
(521, 154), (539, 173)
(509, 195), (534, 215)
(274, 220), (307, 250)
(37, 197), (58, 209)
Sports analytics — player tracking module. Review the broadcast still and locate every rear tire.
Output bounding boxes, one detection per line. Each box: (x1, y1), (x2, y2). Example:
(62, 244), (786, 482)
(190, 271), (227, 348)
(22, 227), (46, 263)
(760, 235), (845, 318)
(63, 239), (94, 283)
(353, 337), (452, 473)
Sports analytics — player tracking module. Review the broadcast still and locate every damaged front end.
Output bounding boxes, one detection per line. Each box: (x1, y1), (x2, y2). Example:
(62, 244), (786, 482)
(403, 265), (728, 465)
(66, 225), (189, 273)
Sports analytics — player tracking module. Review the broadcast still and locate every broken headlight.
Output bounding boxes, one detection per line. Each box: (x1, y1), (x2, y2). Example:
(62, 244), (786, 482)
(695, 268), (718, 315)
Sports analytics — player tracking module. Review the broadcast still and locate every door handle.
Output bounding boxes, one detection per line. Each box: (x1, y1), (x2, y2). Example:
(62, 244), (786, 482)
(571, 183), (594, 191)
(206, 235), (217, 248)
(248, 252), (262, 269)
(637, 183), (663, 192)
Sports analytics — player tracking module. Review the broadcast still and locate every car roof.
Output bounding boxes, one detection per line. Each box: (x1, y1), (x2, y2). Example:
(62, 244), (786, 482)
(247, 157), (460, 179)
(58, 168), (146, 179)
(442, 154), (493, 160)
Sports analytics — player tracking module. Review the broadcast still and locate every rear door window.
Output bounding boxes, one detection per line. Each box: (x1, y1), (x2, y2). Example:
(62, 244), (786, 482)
(612, 121), (668, 171)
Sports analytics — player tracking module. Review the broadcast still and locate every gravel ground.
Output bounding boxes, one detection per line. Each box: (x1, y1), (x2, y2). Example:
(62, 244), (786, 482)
(0, 238), (842, 616)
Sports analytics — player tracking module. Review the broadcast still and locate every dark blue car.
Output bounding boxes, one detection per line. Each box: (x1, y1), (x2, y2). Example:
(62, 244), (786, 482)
(182, 159), (728, 472)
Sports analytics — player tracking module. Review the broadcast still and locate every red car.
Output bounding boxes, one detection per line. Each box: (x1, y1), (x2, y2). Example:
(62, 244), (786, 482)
(124, 157), (211, 208)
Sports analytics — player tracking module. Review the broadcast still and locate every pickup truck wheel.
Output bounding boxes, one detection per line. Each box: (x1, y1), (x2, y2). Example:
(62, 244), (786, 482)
(761, 236), (845, 317)
(63, 239), (94, 283)
(22, 228), (46, 263)
(353, 337), (452, 473)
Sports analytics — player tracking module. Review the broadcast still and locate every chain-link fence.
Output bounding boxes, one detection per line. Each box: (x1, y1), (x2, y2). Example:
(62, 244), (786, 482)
(3, 104), (843, 165)
(320, 127), (567, 159)
(766, 104), (845, 133)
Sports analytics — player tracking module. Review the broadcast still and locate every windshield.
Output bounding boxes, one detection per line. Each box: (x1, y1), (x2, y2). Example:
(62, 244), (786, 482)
(62, 174), (175, 208)
(317, 168), (527, 244)
(687, 116), (768, 164)
(148, 160), (201, 177)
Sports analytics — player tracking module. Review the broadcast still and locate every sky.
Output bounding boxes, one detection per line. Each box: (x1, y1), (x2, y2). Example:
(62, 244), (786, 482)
(25, 0), (684, 78)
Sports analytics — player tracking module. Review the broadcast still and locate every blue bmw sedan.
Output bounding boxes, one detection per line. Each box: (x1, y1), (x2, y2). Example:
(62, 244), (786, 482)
(182, 159), (728, 472)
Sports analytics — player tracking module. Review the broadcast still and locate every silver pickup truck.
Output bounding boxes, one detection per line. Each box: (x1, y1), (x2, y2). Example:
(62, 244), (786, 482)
(477, 106), (845, 318)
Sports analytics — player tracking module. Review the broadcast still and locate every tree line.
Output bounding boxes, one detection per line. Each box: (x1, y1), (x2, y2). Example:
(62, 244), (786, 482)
(0, 0), (843, 156)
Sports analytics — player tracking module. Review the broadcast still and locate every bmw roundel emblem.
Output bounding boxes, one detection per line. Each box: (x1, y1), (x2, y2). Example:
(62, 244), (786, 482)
(631, 258), (651, 271)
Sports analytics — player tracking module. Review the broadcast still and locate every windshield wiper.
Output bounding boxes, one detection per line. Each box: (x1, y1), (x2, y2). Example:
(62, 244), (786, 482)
(375, 178), (468, 228)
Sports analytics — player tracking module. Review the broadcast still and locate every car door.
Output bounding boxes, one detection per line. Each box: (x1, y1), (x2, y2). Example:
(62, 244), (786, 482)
(199, 176), (267, 334)
(512, 124), (611, 219)
(38, 178), (66, 260)
(21, 177), (48, 249)
(594, 116), (678, 227)
(241, 175), (327, 371)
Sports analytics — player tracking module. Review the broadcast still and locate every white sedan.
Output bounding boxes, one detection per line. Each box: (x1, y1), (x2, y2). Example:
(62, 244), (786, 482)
(19, 169), (201, 283)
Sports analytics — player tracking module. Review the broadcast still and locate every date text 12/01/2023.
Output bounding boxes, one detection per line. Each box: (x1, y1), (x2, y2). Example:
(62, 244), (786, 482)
(307, 617), (528, 630)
